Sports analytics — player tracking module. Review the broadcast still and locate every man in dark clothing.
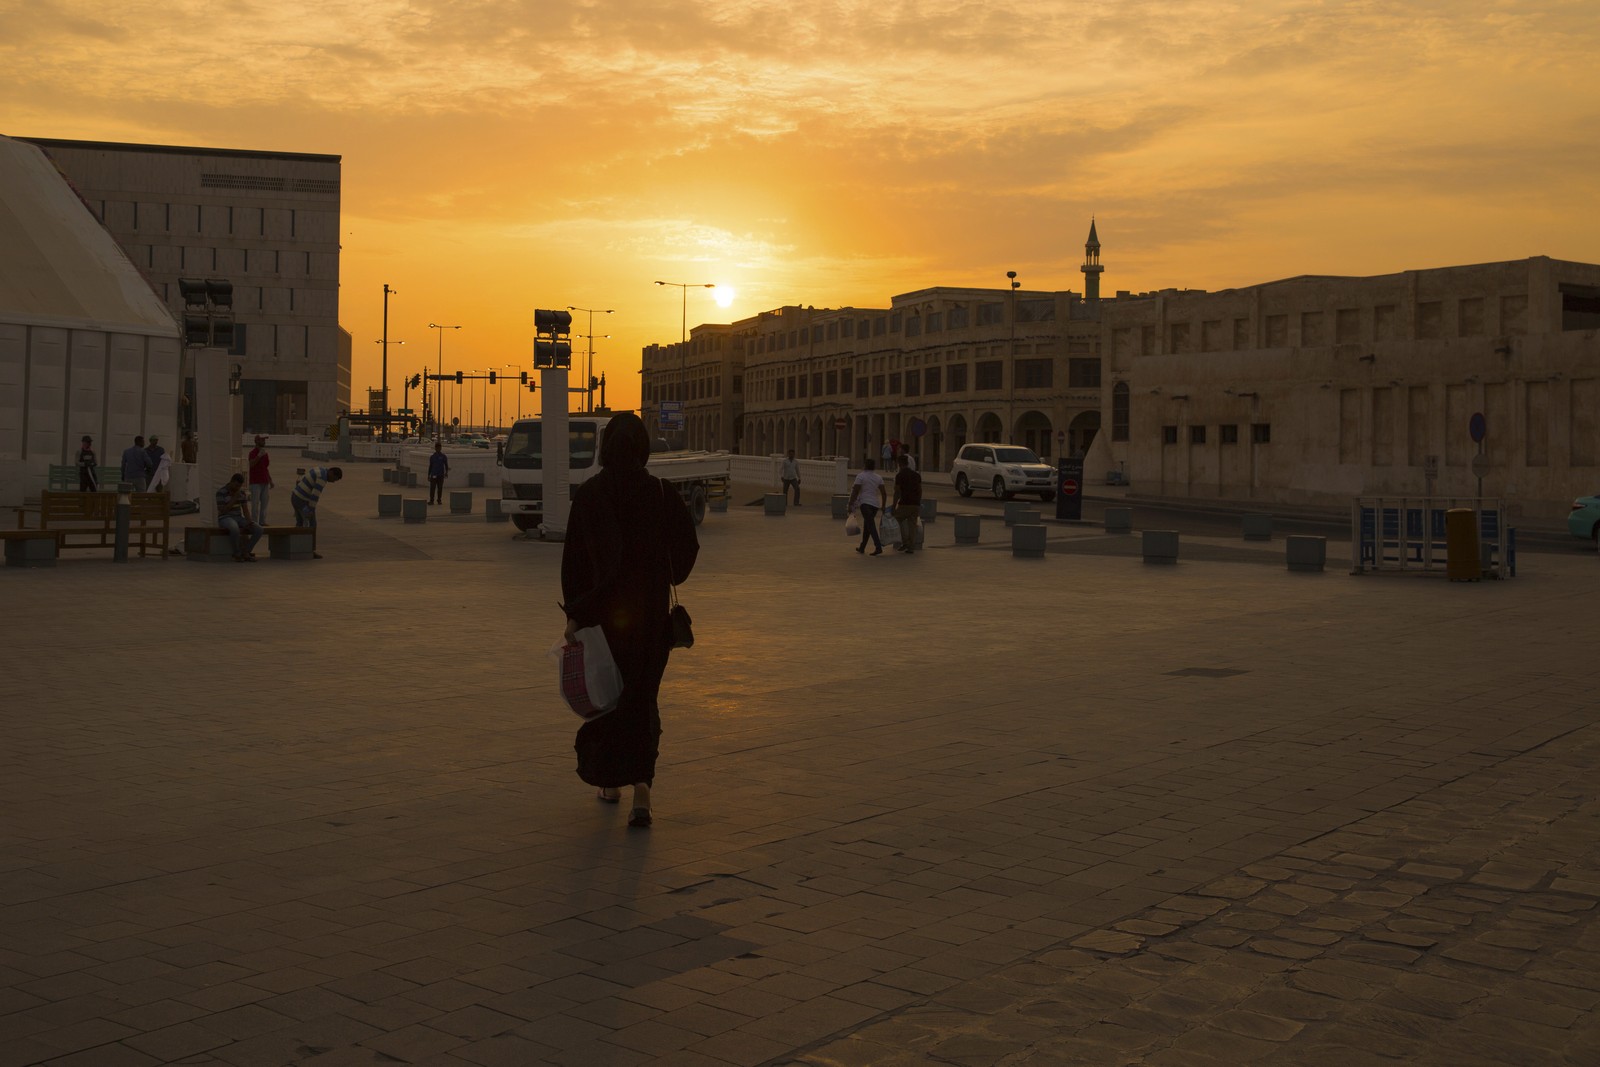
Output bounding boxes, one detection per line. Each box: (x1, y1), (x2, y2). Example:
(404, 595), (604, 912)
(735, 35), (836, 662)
(120, 436), (152, 491)
(891, 453), (922, 554)
(427, 442), (449, 504)
(77, 436), (98, 491)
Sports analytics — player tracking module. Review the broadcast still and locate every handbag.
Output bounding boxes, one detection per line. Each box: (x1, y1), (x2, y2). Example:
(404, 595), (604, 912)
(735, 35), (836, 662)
(550, 627), (622, 720)
(663, 482), (695, 649)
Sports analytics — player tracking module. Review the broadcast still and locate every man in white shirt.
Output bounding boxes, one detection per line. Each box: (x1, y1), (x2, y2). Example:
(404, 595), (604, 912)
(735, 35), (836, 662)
(779, 449), (801, 506)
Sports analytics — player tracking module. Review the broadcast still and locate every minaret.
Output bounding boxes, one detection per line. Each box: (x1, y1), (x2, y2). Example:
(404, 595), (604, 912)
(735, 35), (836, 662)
(1081, 218), (1103, 304)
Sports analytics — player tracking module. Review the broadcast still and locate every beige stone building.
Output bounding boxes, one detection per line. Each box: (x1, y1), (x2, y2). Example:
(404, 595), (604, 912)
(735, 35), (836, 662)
(1096, 256), (1600, 513)
(21, 138), (350, 436)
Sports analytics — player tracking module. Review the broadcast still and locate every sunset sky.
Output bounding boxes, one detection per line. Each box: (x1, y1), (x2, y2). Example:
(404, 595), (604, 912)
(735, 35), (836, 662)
(4, 0), (1597, 414)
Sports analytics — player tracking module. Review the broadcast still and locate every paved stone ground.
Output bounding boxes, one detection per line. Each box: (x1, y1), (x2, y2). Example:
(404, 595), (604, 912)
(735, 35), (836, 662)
(2, 463), (1596, 1066)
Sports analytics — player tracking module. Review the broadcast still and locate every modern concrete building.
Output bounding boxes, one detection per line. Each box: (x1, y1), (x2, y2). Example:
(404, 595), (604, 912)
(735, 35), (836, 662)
(1097, 256), (1600, 513)
(0, 135), (184, 505)
(20, 137), (349, 437)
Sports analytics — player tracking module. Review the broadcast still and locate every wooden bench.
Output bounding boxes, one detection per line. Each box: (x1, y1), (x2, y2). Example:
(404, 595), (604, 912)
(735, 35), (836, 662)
(185, 524), (315, 561)
(0, 530), (63, 568)
(14, 491), (171, 558)
(47, 464), (121, 491)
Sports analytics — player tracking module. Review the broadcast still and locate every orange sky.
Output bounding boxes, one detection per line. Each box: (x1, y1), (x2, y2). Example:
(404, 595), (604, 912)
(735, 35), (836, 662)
(4, 0), (1597, 416)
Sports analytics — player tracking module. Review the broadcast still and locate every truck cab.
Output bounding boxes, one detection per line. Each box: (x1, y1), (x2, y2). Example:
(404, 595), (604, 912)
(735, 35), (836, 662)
(500, 417), (607, 532)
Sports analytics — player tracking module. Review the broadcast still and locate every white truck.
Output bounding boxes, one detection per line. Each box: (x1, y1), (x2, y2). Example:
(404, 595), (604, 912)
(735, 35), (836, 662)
(499, 415), (732, 533)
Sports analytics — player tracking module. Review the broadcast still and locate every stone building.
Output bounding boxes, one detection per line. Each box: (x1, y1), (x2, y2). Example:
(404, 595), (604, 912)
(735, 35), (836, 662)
(21, 138), (350, 436)
(1097, 256), (1600, 512)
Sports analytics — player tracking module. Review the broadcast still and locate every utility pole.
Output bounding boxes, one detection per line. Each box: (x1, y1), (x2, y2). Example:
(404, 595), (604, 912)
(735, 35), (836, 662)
(381, 284), (397, 441)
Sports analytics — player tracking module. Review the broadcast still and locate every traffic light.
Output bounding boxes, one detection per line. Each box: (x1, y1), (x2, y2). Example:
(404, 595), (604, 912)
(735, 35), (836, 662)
(488, 371), (496, 384)
(183, 313), (210, 345)
(590, 376), (599, 392)
(178, 279), (208, 307)
(520, 371), (528, 384)
(533, 340), (571, 368)
(211, 318), (236, 348)
(534, 309), (572, 335)
(455, 370), (463, 384)
(409, 373), (421, 389)
(205, 279), (233, 308)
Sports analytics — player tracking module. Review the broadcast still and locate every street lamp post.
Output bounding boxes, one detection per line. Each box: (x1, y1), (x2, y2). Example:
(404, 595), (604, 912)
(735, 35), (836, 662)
(567, 306), (614, 412)
(381, 284), (396, 441)
(1006, 270), (1019, 448)
(427, 323), (461, 440)
(654, 282), (713, 447)
(577, 334), (610, 410)
(504, 365), (524, 421)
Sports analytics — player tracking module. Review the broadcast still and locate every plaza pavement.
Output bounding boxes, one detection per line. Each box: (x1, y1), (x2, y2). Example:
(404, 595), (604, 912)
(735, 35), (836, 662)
(1, 461), (1597, 1067)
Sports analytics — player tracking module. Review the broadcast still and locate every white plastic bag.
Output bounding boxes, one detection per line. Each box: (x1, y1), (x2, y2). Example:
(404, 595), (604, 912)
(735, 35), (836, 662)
(878, 511), (901, 542)
(548, 626), (622, 720)
(845, 512), (861, 536)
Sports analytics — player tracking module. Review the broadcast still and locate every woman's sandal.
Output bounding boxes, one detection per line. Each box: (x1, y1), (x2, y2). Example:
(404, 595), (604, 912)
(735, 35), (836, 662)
(596, 788), (621, 804)
(628, 808), (653, 828)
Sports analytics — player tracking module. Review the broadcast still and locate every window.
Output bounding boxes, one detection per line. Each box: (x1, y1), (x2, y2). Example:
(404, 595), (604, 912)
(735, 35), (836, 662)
(924, 366), (941, 394)
(1201, 320), (1224, 351)
(1301, 311), (1324, 346)
(926, 312), (942, 333)
(1416, 301), (1444, 339)
(948, 365), (968, 392)
(948, 305), (969, 328)
(1335, 308), (1361, 343)
(812, 372), (823, 395)
(826, 370), (837, 394)
(840, 369), (852, 392)
(812, 325), (824, 343)
(889, 372), (902, 394)
(904, 317), (921, 338)
(873, 316), (886, 337)
(889, 312), (902, 333)
(975, 361), (1003, 390)
(827, 322), (838, 341)
(872, 374), (885, 397)
(977, 302), (1004, 326)
(1112, 382), (1129, 442)
(1265, 315), (1288, 347)
(733, 375), (742, 395)
(840, 320), (854, 339)
(1069, 359), (1101, 388)
(1169, 322), (1191, 353)
(904, 371), (920, 397)
(856, 377), (869, 398)
(1220, 423), (1239, 444)
(1162, 425), (1178, 445)
(1016, 359), (1052, 388)
(1458, 297), (1484, 336)
(796, 375), (806, 399)
(1251, 423), (1272, 444)
(1190, 425), (1207, 445)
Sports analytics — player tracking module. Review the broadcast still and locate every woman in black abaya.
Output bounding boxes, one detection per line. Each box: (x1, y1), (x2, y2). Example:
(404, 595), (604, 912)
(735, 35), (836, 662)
(560, 413), (699, 827)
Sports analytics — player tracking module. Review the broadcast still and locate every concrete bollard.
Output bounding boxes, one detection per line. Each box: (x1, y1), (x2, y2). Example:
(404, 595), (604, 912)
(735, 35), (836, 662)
(1104, 507), (1132, 533)
(378, 493), (402, 517)
(1003, 501), (1030, 526)
(402, 498), (428, 524)
(920, 498), (937, 523)
(954, 513), (982, 545)
(1243, 513), (1273, 541)
(468, 472), (485, 488)
(1142, 530), (1179, 564)
(764, 493), (787, 516)
(450, 491), (472, 515)
(485, 498), (507, 523)
(406, 471), (420, 488)
(5, 534), (59, 568)
(1012, 523), (1047, 559)
(832, 494), (851, 519)
(1015, 508), (1041, 526)
(1286, 535), (1327, 572)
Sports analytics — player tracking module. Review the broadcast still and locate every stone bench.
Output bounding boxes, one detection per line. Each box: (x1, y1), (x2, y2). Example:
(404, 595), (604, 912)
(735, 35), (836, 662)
(1012, 524), (1047, 559)
(1003, 501), (1032, 526)
(1, 530), (62, 568)
(764, 493), (787, 516)
(403, 498), (427, 523)
(185, 525), (313, 561)
(485, 498), (507, 523)
(1287, 535), (1327, 573)
(266, 526), (316, 560)
(1104, 506), (1132, 534)
(1142, 530), (1179, 564)
(378, 493), (402, 517)
(468, 472), (485, 488)
(953, 513), (982, 545)
(450, 491), (473, 515)
(1013, 507), (1041, 527)
(1243, 513), (1273, 541)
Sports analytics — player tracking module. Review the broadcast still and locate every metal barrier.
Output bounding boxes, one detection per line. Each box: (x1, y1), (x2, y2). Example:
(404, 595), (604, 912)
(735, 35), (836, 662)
(1351, 497), (1513, 578)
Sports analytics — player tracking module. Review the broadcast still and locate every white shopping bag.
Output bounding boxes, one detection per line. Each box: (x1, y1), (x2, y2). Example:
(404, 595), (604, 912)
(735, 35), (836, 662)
(548, 626), (622, 720)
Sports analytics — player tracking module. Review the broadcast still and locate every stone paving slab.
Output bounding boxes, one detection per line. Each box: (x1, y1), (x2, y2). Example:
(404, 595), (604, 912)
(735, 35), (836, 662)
(2, 461), (1596, 1065)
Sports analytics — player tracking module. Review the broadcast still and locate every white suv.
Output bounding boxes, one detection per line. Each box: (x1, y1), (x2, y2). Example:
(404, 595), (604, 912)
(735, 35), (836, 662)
(951, 443), (1057, 502)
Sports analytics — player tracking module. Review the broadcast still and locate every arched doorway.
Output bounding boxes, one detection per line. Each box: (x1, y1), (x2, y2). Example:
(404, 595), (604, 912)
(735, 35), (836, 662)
(926, 415), (943, 469)
(1016, 410), (1053, 459)
(1069, 411), (1101, 456)
(947, 414), (968, 457)
(976, 411), (1003, 441)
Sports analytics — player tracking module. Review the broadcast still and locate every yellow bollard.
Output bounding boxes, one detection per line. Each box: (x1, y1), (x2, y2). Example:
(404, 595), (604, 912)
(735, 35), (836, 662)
(1445, 508), (1481, 581)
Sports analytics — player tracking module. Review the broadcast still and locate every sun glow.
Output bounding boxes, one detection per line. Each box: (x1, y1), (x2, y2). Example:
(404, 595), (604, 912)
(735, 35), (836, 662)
(713, 286), (736, 308)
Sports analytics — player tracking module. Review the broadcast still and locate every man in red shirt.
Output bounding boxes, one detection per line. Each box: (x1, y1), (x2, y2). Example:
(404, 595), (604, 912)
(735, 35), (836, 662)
(248, 435), (274, 525)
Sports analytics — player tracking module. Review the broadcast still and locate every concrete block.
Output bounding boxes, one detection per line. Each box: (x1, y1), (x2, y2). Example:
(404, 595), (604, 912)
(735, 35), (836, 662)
(450, 491), (472, 515)
(1142, 529), (1179, 564)
(1104, 506), (1132, 533)
(832, 494), (851, 519)
(468, 472), (485, 488)
(406, 471), (420, 488)
(1287, 534), (1327, 572)
(4, 535), (58, 568)
(920, 498), (937, 523)
(1003, 501), (1030, 526)
(1012, 523), (1047, 559)
(954, 513), (981, 545)
(1243, 513), (1273, 541)
(268, 529), (315, 560)
(183, 527), (231, 561)
(378, 493), (402, 517)
(1015, 508), (1041, 526)
(764, 493), (787, 516)
(402, 498), (428, 524)
(485, 498), (507, 523)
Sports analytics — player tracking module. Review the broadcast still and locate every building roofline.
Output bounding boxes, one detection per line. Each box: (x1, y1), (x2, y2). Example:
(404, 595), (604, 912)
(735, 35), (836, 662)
(18, 137), (340, 165)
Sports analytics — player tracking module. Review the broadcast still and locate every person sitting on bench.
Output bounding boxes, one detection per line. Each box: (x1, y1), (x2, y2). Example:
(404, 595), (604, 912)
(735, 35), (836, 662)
(216, 474), (263, 562)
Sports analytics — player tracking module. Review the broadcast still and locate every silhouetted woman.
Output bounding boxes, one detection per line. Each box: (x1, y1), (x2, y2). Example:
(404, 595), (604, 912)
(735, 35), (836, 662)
(561, 413), (699, 827)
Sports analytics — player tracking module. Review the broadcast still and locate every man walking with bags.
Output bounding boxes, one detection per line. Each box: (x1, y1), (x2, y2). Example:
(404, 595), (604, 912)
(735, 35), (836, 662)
(891, 453), (922, 554)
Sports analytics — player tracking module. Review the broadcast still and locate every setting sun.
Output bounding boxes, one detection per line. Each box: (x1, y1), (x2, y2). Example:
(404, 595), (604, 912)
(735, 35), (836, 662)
(713, 286), (737, 309)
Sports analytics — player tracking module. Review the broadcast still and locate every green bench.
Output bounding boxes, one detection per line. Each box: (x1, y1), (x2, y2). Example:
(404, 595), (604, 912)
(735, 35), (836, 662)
(47, 464), (122, 490)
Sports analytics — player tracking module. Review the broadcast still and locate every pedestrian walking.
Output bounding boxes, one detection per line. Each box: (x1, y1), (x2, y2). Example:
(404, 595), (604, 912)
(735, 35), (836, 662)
(848, 459), (887, 556)
(120, 435), (152, 491)
(427, 442), (449, 505)
(561, 413), (699, 829)
(779, 449), (801, 506)
(880, 441), (893, 470)
(290, 466), (342, 559)
(248, 435), (274, 525)
(77, 436), (98, 492)
(892, 454), (922, 554)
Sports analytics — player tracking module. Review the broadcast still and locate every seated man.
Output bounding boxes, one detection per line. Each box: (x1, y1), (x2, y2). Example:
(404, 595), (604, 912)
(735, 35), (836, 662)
(216, 473), (263, 562)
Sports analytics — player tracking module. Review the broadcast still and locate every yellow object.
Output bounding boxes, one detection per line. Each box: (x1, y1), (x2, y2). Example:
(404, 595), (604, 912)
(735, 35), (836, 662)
(1445, 508), (1480, 581)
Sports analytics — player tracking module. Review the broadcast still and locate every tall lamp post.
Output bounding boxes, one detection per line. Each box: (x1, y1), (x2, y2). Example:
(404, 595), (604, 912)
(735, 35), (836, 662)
(654, 282), (713, 446)
(566, 306), (614, 412)
(1006, 270), (1019, 448)
(373, 339), (403, 434)
(427, 323), (461, 440)
(577, 333), (610, 410)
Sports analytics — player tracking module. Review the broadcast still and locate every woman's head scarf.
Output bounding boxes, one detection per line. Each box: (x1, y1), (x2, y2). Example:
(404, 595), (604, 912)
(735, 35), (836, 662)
(599, 411), (652, 472)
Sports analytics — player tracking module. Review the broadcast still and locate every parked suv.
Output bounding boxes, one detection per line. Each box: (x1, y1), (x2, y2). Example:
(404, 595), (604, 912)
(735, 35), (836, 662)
(951, 443), (1056, 502)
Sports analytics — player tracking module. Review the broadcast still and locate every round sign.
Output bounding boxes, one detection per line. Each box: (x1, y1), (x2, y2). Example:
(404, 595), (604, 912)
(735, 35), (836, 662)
(834, 417), (846, 430)
(909, 417), (927, 438)
(1470, 454), (1490, 479)
(1469, 412), (1486, 443)
(1057, 430), (1065, 442)
(1062, 478), (1079, 496)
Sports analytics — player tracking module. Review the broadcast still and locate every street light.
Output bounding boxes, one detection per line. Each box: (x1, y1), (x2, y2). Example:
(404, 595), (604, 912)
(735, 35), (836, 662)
(428, 323), (461, 440)
(577, 334), (610, 410)
(373, 339), (403, 432)
(567, 306), (614, 412)
(654, 282), (713, 446)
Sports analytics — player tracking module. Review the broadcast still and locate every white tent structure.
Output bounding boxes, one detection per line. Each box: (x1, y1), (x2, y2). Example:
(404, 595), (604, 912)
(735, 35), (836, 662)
(0, 134), (183, 506)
